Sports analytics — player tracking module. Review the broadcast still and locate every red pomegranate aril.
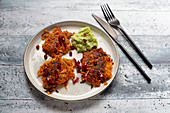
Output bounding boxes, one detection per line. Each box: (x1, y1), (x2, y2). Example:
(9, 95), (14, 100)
(59, 40), (62, 45)
(98, 71), (101, 76)
(76, 61), (80, 66)
(83, 39), (87, 43)
(44, 70), (48, 75)
(63, 43), (67, 48)
(54, 70), (58, 74)
(57, 63), (61, 68)
(62, 37), (65, 42)
(75, 77), (79, 82)
(36, 45), (39, 50)
(69, 51), (72, 56)
(83, 63), (87, 67)
(44, 54), (47, 60)
(73, 80), (76, 84)
(92, 46), (97, 49)
(84, 33), (87, 36)
(47, 77), (52, 83)
(82, 66), (86, 71)
(59, 35), (64, 38)
(55, 75), (59, 79)
(82, 63), (87, 70)
(56, 43), (59, 47)
(77, 68), (81, 73)
(93, 61), (97, 65)
(70, 46), (75, 50)
(78, 65), (82, 69)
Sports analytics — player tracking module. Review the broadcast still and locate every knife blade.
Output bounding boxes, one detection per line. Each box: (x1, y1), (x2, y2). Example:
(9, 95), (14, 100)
(92, 13), (151, 83)
(92, 13), (118, 40)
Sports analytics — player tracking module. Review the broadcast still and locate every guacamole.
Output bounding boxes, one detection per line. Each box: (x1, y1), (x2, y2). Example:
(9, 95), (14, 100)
(71, 27), (98, 52)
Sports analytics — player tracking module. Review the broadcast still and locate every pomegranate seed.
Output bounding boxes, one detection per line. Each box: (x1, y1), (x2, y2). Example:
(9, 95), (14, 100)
(44, 54), (47, 60)
(59, 35), (64, 38)
(93, 61), (97, 65)
(84, 33), (87, 36)
(77, 61), (80, 65)
(62, 37), (65, 42)
(73, 80), (76, 84)
(70, 46), (75, 50)
(69, 51), (72, 56)
(54, 70), (58, 74)
(75, 77), (79, 82)
(84, 63), (87, 67)
(47, 77), (52, 83)
(98, 71), (101, 76)
(77, 68), (81, 73)
(83, 39), (87, 43)
(57, 63), (61, 68)
(82, 63), (87, 71)
(56, 43), (59, 47)
(59, 40), (62, 45)
(78, 65), (82, 69)
(36, 45), (39, 50)
(55, 75), (59, 79)
(44, 70), (48, 75)
(92, 46), (97, 49)
(80, 58), (83, 62)
(76, 61), (80, 66)
(63, 43), (67, 48)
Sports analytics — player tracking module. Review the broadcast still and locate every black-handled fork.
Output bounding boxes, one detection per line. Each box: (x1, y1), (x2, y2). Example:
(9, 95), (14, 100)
(101, 4), (153, 69)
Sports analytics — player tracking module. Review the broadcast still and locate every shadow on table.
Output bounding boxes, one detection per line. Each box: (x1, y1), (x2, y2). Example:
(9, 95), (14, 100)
(25, 72), (113, 112)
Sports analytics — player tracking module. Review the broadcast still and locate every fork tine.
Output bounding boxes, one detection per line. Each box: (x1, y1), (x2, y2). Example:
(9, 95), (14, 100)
(103, 4), (113, 21)
(100, 5), (108, 21)
(106, 3), (115, 18)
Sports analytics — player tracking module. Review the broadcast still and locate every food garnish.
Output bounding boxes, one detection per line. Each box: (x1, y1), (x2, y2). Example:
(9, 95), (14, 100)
(36, 45), (39, 50)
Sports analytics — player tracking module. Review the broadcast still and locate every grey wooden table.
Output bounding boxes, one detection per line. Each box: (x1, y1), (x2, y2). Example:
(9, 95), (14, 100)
(0, 0), (170, 113)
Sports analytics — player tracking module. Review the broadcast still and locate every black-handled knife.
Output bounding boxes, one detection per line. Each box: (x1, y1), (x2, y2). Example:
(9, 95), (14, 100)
(92, 13), (151, 83)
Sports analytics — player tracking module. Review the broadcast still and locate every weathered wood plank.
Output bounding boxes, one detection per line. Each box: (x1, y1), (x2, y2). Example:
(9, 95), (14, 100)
(0, 35), (31, 65)
(1, 10), (170, 36)
(0, 35), (169, 65)
(1, 0), (170, 11)
(0, 64), (169, 100)
(1, 0), (170, 36)
(0, 0), (170, 112)
(0, 99), (170, 113)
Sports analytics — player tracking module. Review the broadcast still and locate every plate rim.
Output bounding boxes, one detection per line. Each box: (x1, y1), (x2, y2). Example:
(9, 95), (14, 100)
(24, 20), (119, 101)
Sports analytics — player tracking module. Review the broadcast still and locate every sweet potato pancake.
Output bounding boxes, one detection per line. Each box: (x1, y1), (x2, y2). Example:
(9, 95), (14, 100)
(81, 48), (113, 87)
(37, 57), (76, 94)
(41, 28), (75, 58)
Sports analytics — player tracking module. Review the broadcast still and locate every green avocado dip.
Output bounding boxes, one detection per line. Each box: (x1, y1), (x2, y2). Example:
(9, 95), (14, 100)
(71, 27), (98, 52)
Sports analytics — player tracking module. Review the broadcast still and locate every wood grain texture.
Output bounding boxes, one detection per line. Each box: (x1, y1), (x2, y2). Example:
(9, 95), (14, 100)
(0, 35), (169, 65)
(0, 65), (169, 100)
(0, 0), (170, 112)
(0, 99), (170, 113)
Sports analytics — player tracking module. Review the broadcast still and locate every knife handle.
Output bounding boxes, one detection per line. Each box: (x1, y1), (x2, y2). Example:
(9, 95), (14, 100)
(117, 26), (153, 69)
(116, 40), (151, 83)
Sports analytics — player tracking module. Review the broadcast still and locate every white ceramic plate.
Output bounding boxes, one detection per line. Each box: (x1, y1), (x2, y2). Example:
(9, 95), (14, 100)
(24, 21), (119, 101)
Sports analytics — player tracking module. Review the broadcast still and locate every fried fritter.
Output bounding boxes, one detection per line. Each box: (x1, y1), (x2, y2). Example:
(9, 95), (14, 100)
(81, 48), (113, 87)
(41, 28), (75, 58)
(37, 57), (76, 94)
